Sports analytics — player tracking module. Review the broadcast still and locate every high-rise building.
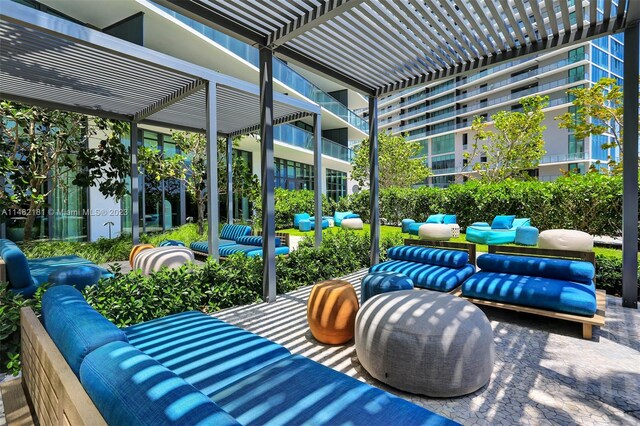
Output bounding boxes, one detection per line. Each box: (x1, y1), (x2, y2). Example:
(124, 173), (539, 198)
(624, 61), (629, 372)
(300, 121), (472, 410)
(4, 0), (368, 241)
(376, 5), (624, 188)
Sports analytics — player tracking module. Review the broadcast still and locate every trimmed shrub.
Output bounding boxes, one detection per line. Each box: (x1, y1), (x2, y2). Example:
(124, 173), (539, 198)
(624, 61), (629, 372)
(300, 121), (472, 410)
(595, 254), (640, 296)
(338, 173), (627, 237)
(19, 234), (133, 264)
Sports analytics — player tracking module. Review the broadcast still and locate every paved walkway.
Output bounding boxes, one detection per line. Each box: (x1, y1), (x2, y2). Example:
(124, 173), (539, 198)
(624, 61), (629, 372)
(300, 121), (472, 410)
(215, 269), (640, 426)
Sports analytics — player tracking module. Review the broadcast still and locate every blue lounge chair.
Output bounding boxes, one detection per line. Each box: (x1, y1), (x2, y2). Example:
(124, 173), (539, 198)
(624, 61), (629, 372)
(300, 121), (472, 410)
(465, 216), (530, 245)
(406, 214), (457, 236)
(190, 224), (252, 255)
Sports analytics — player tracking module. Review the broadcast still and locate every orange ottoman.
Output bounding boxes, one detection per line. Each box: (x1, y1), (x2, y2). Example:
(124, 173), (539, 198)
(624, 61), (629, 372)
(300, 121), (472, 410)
(129, 244), (154, 267)
(307, 280), (359, 344)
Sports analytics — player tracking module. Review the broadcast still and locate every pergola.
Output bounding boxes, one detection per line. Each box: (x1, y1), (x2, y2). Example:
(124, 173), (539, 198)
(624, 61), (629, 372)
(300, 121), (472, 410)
(155, 0), (639, 307)
(0, 1), (323, 303)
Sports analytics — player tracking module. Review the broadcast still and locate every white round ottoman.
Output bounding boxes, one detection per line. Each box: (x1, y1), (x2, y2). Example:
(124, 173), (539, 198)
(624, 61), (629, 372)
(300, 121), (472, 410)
(133, 246), (194, 275)
(355, 290), (495, 397)
(538, 229), (593, 252)
(341, 218), (364, 230)
(418, 223), (452, 241)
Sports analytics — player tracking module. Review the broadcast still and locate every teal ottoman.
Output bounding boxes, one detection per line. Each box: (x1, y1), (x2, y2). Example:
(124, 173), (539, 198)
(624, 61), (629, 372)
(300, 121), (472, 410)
(361, 271), (414, 304)
(48, 265), (102, 291)
(515, 226), (539, 246)
(299, 219), (312, 232)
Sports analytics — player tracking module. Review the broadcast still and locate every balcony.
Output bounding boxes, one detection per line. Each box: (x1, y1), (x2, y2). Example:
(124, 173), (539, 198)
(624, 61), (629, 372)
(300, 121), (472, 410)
(274, 124), (354, 162)
(540, 152), (591, 164)
(156, 5), (368, 133)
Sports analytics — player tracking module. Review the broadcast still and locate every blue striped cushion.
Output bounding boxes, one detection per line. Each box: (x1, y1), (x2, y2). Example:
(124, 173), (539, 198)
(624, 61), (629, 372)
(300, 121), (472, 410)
(219, 224), (252, 241)
(190, 240), (236, 253)
(235, 236), (282, 247)
(219, 245), (290, 257)
(370, 260), (475, 292)
(386, 246), (469, 268)
(159, 239), (186, 247)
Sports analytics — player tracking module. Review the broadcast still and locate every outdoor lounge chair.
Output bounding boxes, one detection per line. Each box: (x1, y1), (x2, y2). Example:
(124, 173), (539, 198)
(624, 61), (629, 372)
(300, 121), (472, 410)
(465, 216), (530, 245)
(13, 285), (456, 425)
(0, 238), (112, 298)
(190, 224), (252, 256)
(405, 214), (458, 236)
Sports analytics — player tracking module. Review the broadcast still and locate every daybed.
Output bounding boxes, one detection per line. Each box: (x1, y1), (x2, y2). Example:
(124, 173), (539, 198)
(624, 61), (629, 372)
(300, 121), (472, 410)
(406, 214), (457, 236)
(369, 240), (476, 292)
(189, 223), (252, 255)
(218, 234), (290, 258)
(11, 285), (456, 425)
(459, 245), (605, 339)
(0, 238), (112, 298)
(465, 216), (530, 245)
(334, 211), (360, 227)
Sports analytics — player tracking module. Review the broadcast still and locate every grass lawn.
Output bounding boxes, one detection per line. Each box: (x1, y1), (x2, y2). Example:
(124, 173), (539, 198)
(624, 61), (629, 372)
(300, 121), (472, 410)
(279, 225), (625, 259)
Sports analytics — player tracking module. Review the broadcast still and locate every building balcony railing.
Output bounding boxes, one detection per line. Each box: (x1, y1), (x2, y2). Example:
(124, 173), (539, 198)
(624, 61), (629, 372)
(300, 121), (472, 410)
(274, 124), (353, 162)
(540, 152), (591, 164)
(157, 5), (368, 133)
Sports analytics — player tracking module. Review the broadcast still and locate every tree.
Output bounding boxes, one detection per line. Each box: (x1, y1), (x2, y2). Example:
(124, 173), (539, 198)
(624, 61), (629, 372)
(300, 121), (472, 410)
(464, 95), (548, 183)
(556, 77), (639, 173)
(0, 101), (130, 241)
(351, 132), (431, 189)
(138, 132), (258, 234)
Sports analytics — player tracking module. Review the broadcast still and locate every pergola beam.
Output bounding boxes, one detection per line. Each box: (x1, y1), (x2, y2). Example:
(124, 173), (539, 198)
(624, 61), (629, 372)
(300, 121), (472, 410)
(267, 0), (365, 47)
(228, 111), (312, 137)
(133, 79), (206, 122)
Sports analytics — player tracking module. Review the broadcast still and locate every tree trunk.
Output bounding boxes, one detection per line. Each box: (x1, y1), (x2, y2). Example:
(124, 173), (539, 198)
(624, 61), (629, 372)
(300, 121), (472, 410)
(196, 192), (205, 235)
(23, 199), (38, 241)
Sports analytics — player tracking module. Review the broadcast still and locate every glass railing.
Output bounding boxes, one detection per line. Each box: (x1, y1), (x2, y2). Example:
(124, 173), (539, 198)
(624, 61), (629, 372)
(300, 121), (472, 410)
(155, 4), (368, 132)
(540, 152), (590, 164)
(273, 124), (353, 162)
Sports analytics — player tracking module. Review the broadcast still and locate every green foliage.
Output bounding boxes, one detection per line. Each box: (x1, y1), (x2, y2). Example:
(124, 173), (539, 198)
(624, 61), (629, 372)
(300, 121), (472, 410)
(138, 132), (259, 234)
(351, 132), (431, 188)
(465, 95), (548, 182)
(19, 234), (133, 264)
(338, 173), (627, 237)
(595, 254), (640, 296)
(556, 77), (638, 172)
(141, 223), (208, 247)
(0, 102), (130, 240)
(0, 284), (38, 376)
(253, 188), (336, 230)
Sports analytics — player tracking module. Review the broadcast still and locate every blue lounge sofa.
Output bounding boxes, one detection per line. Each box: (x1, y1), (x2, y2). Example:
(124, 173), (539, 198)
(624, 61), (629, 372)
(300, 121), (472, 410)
(465, 216), (530, 245)
(370, 245), (476, 292)
(406, 214), (457, 236)
(462, 252), (597, 317)
(39, 285), (456, 426)
(0, 239), (112, 298)
(190, 224), (252, 254)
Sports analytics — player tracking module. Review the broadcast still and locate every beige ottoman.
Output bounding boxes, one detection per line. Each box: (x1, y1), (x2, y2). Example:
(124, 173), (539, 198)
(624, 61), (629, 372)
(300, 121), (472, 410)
(538, 229), (594, 252)
(133, 246), (194, 275)
(341, 218), (364, 230)
(418, 223), (452, 241)
(449, 224), (460, 238)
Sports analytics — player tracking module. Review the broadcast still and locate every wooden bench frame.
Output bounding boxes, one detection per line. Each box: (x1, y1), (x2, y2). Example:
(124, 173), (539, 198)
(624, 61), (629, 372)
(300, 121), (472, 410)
(192, 232), (291, 259)
(404, 238), (477, 267)
(3, 308), (107, 425)
(453, 245), (605, 340)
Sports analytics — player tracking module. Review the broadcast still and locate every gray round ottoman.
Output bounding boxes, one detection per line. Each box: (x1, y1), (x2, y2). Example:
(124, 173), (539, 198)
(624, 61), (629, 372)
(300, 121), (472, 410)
(355, 290), (495, 397)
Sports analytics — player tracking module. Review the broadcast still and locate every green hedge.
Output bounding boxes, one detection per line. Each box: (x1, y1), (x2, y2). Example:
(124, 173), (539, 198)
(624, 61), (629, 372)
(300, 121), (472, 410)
(1, 229), (402, 375)
(338, 173), (627, 237)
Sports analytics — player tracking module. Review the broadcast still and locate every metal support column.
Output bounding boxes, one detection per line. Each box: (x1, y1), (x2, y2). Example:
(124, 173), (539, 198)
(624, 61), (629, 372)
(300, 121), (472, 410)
(260, 47), (276, 303)
(622, 23), (639, 309)
(179, 181), (186, 225)
(226, 135), (233, 224)
(369, 96), (380, 265)
(206, 82), (219, 260)
(160, 134), (166, 232)
(313, 113), (323, 247)
(0, 176), (6, 239)
(130, 122), (140, 244)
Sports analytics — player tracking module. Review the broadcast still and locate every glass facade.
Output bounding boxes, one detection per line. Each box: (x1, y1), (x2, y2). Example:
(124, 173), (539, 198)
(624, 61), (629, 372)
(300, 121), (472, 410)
(326, 169), (347, 202)
(274, 158), (314, 191)
(431, 134), (455, 155)
(431, 154), (455, 172)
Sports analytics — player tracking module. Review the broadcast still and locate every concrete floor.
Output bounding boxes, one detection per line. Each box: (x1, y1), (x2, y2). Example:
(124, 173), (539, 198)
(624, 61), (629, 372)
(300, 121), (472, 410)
(214, 269), (640, 426)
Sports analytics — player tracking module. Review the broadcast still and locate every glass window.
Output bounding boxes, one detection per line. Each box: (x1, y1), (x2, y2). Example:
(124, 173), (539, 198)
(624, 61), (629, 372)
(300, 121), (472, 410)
(568, 46), (584, 62)
(274, 158), (314, 191)
(592, 36), (608, 51)
(591, 46), (609, 68)
(432, 175), (455, 188)
(610, 57), (623, 77)
(591, 135), (609, 160)
(326, 169), (347, 202)
(568, 66), (585, 82)
(415, 140), (429, 157)
(431, 134), (455, 155)
(431, 154), (455, 171)
(591, 65), (608, 82)
(568, 134), (584, 156)
(610, 39), (623, 59)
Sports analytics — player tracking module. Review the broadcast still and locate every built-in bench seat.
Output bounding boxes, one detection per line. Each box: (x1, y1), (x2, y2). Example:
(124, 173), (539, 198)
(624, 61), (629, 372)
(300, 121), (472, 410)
(0, 239), (112, 297)
(192, 233), (291, 259)
(190, 223), (252, 255)
(20, 285), (456, 425)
